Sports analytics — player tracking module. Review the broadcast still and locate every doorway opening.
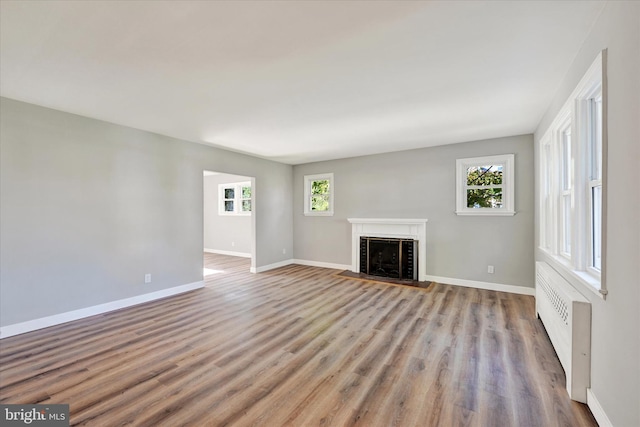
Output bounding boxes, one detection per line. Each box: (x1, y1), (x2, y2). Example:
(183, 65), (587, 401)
(203, 171), (256, 276)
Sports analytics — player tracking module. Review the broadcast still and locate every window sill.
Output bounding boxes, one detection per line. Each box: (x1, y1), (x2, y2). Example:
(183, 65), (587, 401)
(538, 249), (605, 300)
(455, 210), (516, 216)
(304, 211), (334, 217)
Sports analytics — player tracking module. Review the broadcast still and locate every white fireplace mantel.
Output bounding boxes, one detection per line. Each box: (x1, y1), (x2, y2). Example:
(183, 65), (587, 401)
(347, 218), (428, 281)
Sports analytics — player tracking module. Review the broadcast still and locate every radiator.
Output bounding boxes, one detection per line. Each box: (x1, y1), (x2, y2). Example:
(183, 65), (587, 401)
(535, 261), (591, 403)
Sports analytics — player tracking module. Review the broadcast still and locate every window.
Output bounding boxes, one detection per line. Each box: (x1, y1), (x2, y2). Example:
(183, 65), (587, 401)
(219, 181), (251, 215)
(588, 93), (603, 271)
(304, 173), (334, 216)
(560, 123), (572, 257)
(539, 50), (605, 296)
(455, 154), (515, 216)
(540, 143), (553, 251)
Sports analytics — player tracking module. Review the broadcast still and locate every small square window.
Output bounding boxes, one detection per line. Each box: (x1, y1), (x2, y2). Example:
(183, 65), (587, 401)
(456, 154), (515, 216)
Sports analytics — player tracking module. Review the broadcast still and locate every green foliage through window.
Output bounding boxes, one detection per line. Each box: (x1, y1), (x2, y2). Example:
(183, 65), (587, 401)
(466, 165), (503, 208)
(241, 185), (252, 212)
(466, 165), (503, 185)
(467, 189), (503, 208)
(311, 179), (330, 211)
(242, 186), (251, 199)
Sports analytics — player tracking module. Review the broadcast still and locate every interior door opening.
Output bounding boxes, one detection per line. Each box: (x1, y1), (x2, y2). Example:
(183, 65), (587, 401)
(203, 170), (256, 276)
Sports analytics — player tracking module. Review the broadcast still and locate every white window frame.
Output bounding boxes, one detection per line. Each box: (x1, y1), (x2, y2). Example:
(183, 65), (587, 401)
(540, 142), (553, 252)
(455, 154), (515, 216)
(559, 119), (573, 259)
(584, 87), (603, 275)
(538, 50), (606, 298)
(304, 173), (334, 216)
(218, 181), (252, 216)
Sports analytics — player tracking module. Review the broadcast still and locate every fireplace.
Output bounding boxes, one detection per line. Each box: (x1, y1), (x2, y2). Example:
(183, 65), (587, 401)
(348, 218), (428, 281)
(360, 237), (418, 280)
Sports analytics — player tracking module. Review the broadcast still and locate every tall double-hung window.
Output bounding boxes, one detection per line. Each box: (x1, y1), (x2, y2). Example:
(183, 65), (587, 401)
(304, 173), (334, 216)
(539, 50), (606, 297)
(587, 90), (603, 271)
(560, 123), (572, 257)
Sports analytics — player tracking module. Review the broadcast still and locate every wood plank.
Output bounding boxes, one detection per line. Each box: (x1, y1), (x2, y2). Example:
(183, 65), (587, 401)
(0, 253), (598, 426)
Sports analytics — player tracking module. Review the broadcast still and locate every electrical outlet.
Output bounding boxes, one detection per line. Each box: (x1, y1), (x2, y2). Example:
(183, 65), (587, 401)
(487, 265), (494, 274)
(231, 241), (235, 247)
(282, 248), (286, 254)
(145, 274), (151, 283)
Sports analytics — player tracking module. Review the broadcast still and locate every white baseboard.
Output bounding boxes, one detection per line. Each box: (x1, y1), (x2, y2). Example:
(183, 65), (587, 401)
(424, 274), (535, 296)
(292, 259), (351, 271)
(587, 388), (613, 427)
(204, 248), (251, 258)
(247, 262), (534, 297)
(250, 259), (294, 273)
(0, 281), (204, 339)
(250, 259), (351, 274)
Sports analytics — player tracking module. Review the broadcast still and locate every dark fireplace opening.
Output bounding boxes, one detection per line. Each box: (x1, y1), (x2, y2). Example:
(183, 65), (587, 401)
(360, 237), (417, 281)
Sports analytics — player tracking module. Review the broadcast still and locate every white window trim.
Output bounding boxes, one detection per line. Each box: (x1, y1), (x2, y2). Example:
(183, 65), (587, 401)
(455, 154), (515, 216)
(538, 50), (606, 298)
(540, 142), (553, 252)
(558, 119), (573, 260)
(304, 173), (334, 216)
(218, 181), (252, 216)
(582, 86), (603, 277)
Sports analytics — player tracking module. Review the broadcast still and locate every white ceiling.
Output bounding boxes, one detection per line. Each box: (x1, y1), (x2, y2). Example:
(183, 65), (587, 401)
(0, 1), (604, 164)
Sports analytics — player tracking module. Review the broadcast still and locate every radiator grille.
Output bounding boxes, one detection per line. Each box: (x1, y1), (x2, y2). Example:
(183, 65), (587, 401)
(536, 270), (569, 325)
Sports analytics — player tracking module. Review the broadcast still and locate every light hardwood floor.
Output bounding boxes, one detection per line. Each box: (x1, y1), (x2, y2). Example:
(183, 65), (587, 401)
(0, 253), (597, 426)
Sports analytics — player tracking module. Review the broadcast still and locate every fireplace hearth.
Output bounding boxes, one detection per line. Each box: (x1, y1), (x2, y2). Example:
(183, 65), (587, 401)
(359, 237), (417, 281)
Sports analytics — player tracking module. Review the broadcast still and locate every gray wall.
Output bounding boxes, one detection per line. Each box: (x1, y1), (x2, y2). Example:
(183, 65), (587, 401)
(293, 134), (535, 288)
(0, 97), (293, 327)
(534, 2), (639, 425)
(203, 173), (252, 255)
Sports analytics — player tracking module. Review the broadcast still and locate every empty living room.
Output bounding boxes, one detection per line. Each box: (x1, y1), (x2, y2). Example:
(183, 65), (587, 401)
(0, 1), (638, 426)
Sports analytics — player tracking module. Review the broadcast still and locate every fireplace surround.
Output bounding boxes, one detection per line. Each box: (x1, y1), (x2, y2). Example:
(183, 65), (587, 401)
(347, 218), (428, 282)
